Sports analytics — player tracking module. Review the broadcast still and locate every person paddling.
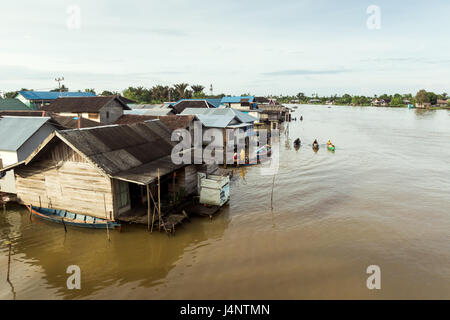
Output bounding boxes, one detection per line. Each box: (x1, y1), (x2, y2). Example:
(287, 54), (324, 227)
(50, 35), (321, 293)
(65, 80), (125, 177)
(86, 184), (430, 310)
(312, 139), (319, 150)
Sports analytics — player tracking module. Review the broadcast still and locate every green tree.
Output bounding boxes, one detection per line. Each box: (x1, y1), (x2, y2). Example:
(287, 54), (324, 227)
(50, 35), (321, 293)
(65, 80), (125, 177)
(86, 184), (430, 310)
(390, 95), (404, 107)
(427, 91), (437, 105)
(100, 90), (118, 96)
(123, 86), (152, 104)
(84, 88), (96, 94)
(3, 91), (18, 99)
(151, 85), (170, 102)
(173, 83), (190, 100)
(415, 89), (429, 103)
(191, 85), (205, 98)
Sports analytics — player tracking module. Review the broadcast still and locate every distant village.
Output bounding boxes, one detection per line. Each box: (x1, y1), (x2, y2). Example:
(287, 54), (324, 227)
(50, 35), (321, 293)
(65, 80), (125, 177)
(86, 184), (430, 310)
(0, 87), (290, 233)
(288, 90), (449, 109)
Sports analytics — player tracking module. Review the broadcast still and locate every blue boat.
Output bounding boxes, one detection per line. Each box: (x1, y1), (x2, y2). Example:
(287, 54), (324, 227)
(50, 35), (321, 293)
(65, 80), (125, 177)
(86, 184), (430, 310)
(26, 205), (121, 230)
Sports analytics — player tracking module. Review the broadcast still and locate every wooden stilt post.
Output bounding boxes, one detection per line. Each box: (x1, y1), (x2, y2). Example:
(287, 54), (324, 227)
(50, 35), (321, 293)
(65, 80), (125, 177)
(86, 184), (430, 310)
(104, 195), (110, 241)
(5, 240), (12, 281)
(61, 218), (67, 233)
(151, 205), (156, 233)
(147, 179), (169, 234)
(147, 184), (151, 231)
(270, 174), (276, 210)
(105, 216), (110, 241)
(158, 169), (161, 231)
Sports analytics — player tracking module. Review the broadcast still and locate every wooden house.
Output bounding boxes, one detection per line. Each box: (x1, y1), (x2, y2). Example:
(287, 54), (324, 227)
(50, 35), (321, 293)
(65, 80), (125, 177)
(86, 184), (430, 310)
(0, 116), (58, 194)
(1, 120), (199, 221)
(43, 96), (130, 124)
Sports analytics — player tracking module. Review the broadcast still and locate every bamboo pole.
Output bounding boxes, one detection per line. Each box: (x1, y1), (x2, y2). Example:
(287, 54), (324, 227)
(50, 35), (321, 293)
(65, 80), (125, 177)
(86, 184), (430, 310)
(270, 174), (276, 210)
(158, 169), (161, 231)
(5, 240), (12, 281)
(147, 178), (169, 233)
(151, 205), (156, 233)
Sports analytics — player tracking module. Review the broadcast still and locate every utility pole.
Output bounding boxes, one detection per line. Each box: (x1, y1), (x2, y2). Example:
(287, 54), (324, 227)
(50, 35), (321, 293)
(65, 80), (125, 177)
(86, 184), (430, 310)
(55, 77), (65, 97)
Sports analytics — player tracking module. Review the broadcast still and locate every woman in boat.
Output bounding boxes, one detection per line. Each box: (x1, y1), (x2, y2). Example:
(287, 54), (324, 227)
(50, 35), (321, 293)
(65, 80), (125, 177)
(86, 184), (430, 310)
(300, 115), (303, 121)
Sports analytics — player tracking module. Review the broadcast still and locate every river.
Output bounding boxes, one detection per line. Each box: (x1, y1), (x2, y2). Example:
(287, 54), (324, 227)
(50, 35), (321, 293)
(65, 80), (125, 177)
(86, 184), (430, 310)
(1, 105), (449, 299)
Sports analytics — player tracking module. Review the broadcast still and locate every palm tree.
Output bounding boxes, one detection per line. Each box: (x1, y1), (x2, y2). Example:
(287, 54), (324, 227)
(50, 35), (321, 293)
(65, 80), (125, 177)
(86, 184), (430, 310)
(191, 85), (205, 95)
(151, 85), (169, 102)
(173, 83), (190, 99)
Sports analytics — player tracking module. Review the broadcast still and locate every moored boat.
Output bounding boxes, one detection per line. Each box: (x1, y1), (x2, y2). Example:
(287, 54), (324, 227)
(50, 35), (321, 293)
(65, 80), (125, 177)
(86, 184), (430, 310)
(26, 205), (121, 230)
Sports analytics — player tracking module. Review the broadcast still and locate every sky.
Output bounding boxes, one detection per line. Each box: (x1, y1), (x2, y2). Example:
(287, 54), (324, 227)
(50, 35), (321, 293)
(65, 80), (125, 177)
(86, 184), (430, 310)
(0, 0), (449, 96)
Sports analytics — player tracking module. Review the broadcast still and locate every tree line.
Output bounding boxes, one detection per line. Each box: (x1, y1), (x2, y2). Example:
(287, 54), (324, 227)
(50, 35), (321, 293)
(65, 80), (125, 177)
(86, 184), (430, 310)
(2, 85), (448, 108)
(270, 90), (449, 107)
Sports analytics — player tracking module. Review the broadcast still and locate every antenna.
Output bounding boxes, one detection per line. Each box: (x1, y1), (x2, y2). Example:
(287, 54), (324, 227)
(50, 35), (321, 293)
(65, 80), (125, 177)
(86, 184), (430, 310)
(55, 77), (65, 97)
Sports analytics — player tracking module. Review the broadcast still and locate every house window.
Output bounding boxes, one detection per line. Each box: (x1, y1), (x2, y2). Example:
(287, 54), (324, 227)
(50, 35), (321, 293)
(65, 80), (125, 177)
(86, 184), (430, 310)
(106, 111), (110, 119)
(115, 180), (129, 208)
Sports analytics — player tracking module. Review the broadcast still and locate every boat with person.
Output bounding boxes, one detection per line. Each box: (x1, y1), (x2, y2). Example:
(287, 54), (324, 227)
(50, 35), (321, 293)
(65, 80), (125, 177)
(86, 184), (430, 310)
(327, 140), (335, 151)
(26, 205), (122, 230)
(312, 139), (319, 151)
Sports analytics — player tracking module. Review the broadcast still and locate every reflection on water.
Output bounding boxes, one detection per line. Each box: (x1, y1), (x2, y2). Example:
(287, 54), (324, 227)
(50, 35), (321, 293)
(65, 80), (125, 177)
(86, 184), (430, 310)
(1, 105), (450, 299)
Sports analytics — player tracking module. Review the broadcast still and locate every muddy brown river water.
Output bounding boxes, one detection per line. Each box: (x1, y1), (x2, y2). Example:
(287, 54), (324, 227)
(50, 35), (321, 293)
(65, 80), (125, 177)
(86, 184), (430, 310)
(1, 105), (449, 299)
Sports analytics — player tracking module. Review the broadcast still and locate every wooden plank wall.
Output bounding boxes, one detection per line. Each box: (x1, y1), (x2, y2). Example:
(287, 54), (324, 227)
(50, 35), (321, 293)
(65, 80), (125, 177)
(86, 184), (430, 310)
(184, 165), (198, 195)
(15, 141), (115, 219)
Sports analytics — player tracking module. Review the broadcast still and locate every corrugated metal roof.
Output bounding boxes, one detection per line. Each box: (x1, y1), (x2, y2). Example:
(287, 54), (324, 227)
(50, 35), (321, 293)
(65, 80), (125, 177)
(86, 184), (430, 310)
(174, 99), (222, 108)
(0, 98), (30, 111)
(0, 116), (52, 151)
(195, 114), (235, 128)
(180, 107), (256, 125)
(221, 96), (255, 103)
(44, 96), (130, 113)
(54, 120), (180, 184)
(125, 109), (173, 116)
(172, 100), (215, 114)
(17, 91), (96, 100)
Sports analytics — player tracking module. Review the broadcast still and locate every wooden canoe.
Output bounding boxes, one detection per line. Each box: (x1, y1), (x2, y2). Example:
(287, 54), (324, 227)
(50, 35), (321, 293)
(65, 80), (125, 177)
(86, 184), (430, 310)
(26, 205), (121, 230)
